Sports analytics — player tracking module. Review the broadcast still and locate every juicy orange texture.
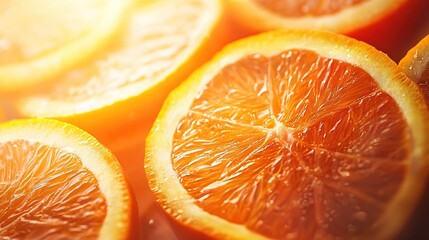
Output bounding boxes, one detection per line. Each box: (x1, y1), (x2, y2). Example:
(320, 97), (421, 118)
(0, 140), (106, 239)
(16, 0), (227, 144)
(171, 49), (412, 238)
(0, 119), (135, 240)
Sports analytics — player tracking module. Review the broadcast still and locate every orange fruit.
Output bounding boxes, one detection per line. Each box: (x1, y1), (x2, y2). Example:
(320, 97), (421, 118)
(224, 0), (429, 61)
(399, 33), (429, 105)
(14, 0), (227, 144)
(0, 118), (140, 239)
(397, 31), (429, 239)
(0, 0), (133, 92)
(145, 30), (429, 239)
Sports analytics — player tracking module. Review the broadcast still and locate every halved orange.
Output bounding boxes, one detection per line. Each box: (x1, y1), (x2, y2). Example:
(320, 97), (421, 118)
(0, 0), (133, 92)
(145, 30), (429, 239)
(224, 0), (429, 61)
(15, 0), (227, 144)
(0, 118), (138, 239)
(399, 33), (429, 105)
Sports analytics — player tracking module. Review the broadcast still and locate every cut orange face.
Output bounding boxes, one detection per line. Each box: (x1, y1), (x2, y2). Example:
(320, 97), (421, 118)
(399, 33), (429, 105)
(224, 0), (428, 61)
(0, 119), (137, 239)
(145, 30), (429, 239)
(15, 0), (227, 143)
(0, 0), (133, 92)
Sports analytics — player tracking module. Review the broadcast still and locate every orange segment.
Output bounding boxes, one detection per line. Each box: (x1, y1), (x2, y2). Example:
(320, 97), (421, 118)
(1, 140), (107, 238)
(145, 30), (429, 239)
(16, 0), (227, 142)
(0, 119), (135, 239)
(399, 34), (429, 105)
(0, 0), (133, 92)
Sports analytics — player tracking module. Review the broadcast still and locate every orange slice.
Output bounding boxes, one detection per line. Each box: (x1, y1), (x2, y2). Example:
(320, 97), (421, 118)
(0, 118), (137, 239)
(399, 33), (429, 105)
(145, 30), (429, 239)
(15, 0), (227, 143)
(0, 0), (133, 92)
(224, 0), (429, 61)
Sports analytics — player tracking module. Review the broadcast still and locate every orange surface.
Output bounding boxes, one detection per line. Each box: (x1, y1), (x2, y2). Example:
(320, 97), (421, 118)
(145, 30), (429, 239)
(0, 140), (107, 239)
(172, 50), (410, 238)
(0, 119), (137, 239)
(16, 0), (228, 145)
(0, 0), (429, 239)
(1, 1), (229, 238)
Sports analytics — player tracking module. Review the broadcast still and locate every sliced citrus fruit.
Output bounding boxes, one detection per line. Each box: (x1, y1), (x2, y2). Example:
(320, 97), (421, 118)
(0, 0), (133, 92)
(15, 0), (227, 143)
(224, 0), (429, 61)
(145, 30), (429, 239)
(399, 33), (429, 105)
(0, 118), (137, 239)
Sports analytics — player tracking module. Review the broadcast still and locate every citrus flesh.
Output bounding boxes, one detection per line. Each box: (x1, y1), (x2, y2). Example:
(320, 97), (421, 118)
(0, 140), (107, 239)
(399, 34), (429, 104)
(173, 50), (410, 239)
(0, 119), (132, 239)
(145, 30), (429, 239)
(16, 0), (226, 140)
(0, 0), (132, 92)
(32, 0), (212, 102)
(254, 0), (367, 17)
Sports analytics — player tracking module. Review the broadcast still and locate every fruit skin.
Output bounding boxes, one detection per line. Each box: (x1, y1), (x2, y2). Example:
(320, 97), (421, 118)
(399, 33), (429, 106)
(0, 118), (141, 240)
(224, 0), (429, 62)
(399, 33), (429, 83)
(145, 29), (429, 240)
